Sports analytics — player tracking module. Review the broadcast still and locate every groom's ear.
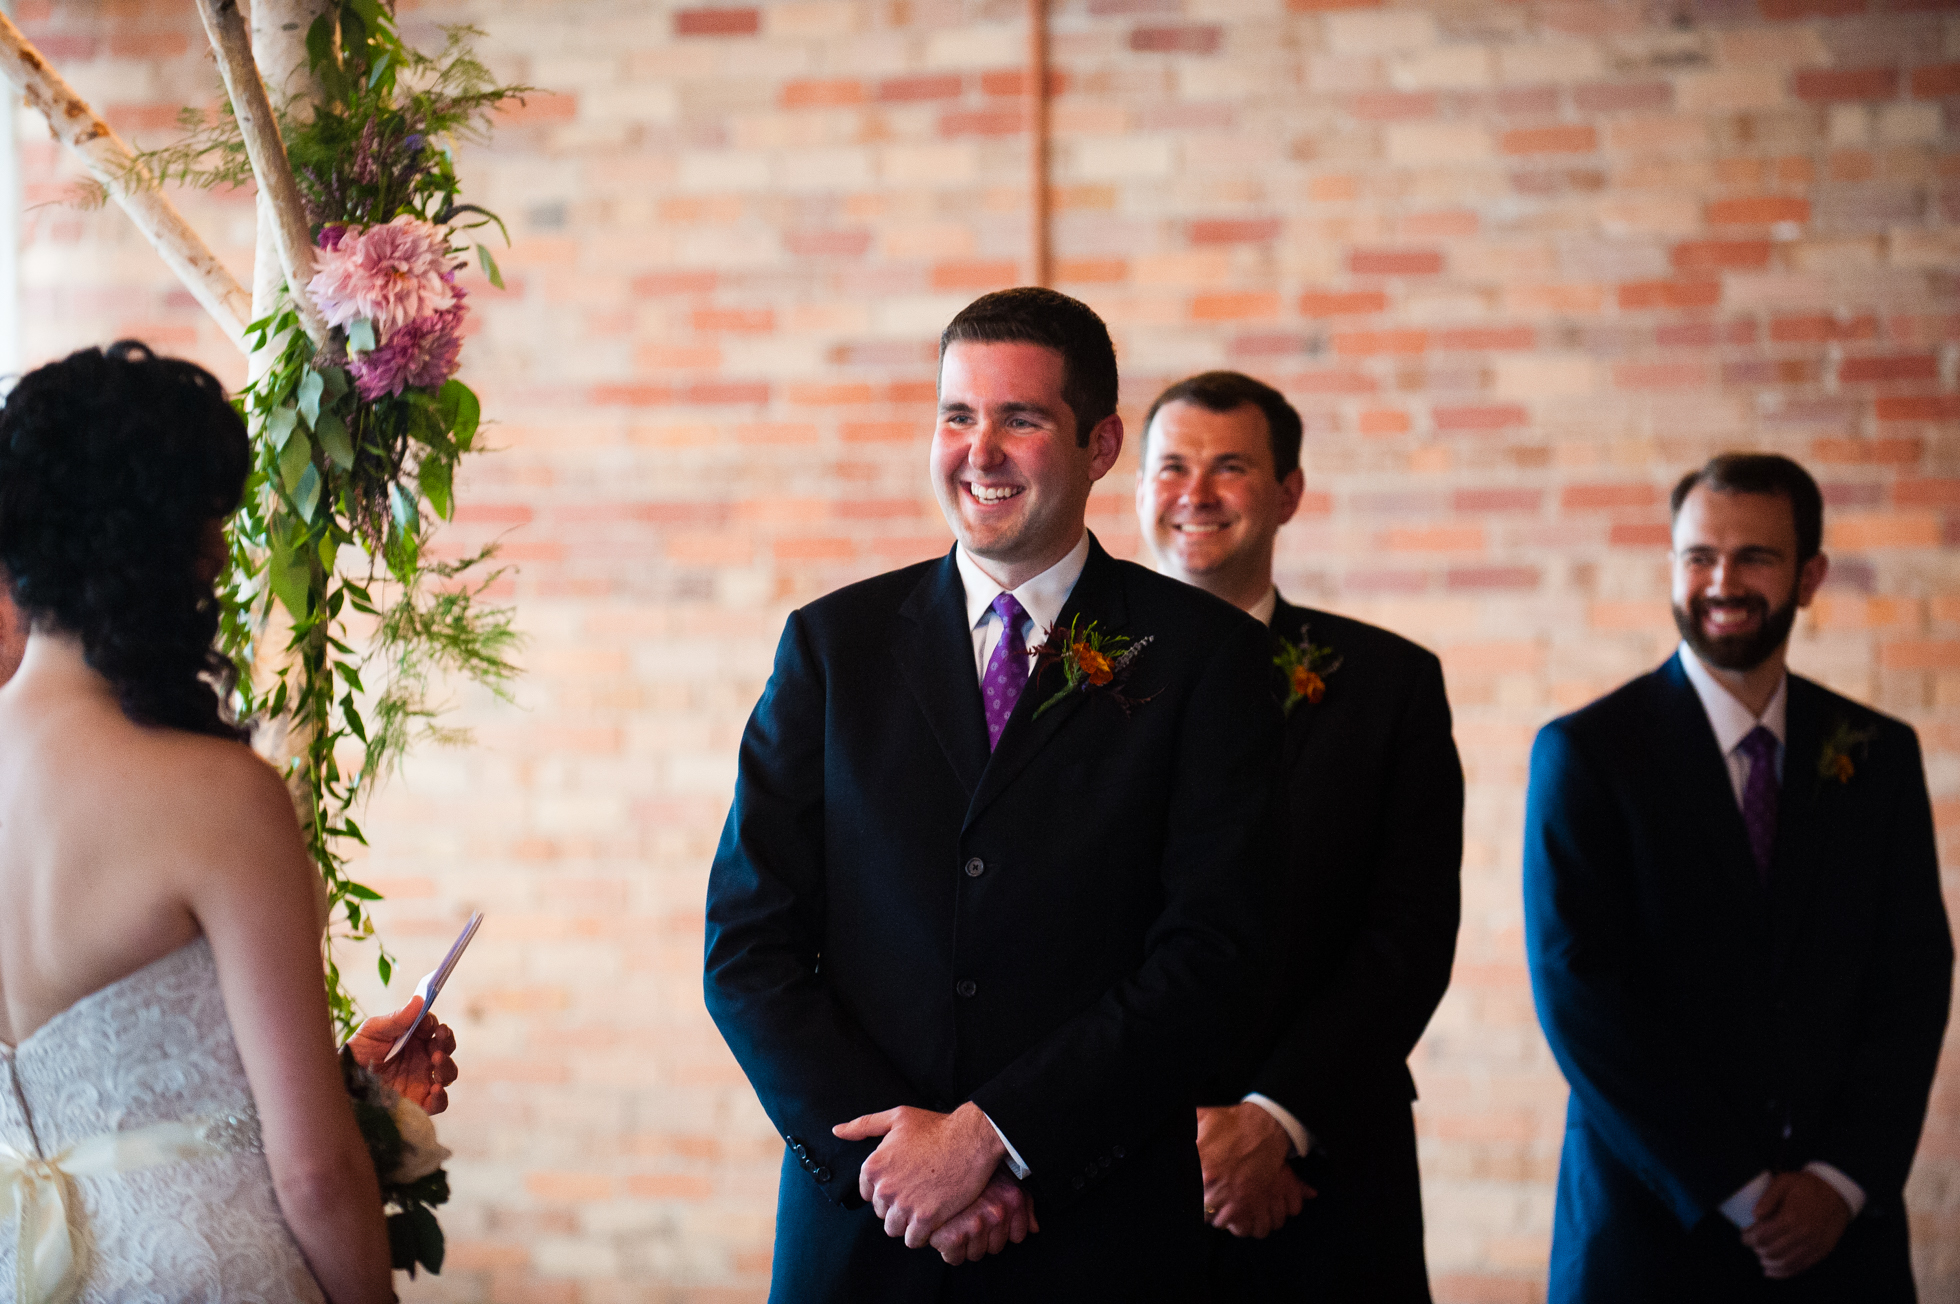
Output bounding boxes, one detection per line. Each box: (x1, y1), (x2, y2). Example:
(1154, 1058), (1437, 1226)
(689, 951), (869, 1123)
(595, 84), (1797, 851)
(0, 581), (23, 687)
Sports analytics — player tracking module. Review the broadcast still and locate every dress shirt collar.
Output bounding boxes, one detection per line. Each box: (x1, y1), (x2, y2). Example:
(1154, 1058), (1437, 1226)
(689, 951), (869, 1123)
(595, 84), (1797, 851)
(1678, 641), (1788, 756)
(1250, 588), (1278, 627)
(955, 532), (1091, 638)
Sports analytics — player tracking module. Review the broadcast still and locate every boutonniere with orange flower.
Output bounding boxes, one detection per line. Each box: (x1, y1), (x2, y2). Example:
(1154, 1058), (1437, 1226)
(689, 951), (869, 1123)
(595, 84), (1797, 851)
(1030, 614), (1157, 718)
(1816, 716), (1877, 790)
(1274, 627), (1341, 717)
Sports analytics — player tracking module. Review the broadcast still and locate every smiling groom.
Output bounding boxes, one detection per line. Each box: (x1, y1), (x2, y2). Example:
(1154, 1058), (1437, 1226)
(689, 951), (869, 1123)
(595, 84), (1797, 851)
(705, 288), (1285, 1300)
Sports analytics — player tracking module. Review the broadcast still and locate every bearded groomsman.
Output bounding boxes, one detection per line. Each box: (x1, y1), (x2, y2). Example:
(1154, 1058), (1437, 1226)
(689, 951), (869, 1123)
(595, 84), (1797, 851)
(706, 290), (1286, 1301)
(1525, 453), (1952, 1302)
(1134, 371), (1463, 1300)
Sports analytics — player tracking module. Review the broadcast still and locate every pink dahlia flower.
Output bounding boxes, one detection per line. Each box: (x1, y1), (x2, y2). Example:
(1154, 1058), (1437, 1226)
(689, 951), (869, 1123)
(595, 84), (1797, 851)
(307, 214), (456, 338)
(349, 289), (467, 400)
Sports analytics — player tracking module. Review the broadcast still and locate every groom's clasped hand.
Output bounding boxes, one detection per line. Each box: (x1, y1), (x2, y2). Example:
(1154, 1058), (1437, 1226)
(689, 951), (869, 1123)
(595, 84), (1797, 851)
(832, 1103), (1038, 1264)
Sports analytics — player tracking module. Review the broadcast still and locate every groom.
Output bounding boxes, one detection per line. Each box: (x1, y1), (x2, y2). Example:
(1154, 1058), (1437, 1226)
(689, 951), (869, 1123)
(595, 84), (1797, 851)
(705, 287), (1286, 1300)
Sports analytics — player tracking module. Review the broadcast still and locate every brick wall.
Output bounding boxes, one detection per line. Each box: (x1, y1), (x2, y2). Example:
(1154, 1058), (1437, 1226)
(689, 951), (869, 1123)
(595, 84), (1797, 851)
(17, 0), (1960, 1298)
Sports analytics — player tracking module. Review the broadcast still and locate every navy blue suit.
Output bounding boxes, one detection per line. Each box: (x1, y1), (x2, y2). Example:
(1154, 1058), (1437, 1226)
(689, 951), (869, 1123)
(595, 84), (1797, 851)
(1524, 652), (1952, 1302)
(705, 537), (1286, 1301)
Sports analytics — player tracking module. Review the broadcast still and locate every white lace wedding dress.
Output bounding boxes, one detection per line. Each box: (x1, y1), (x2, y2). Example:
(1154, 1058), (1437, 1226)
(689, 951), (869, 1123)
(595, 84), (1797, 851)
(0, 937), (327, 1302)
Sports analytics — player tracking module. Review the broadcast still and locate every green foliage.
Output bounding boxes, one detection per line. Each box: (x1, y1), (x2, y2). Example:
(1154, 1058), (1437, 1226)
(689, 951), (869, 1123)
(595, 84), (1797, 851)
(204, 5), (526, 1041)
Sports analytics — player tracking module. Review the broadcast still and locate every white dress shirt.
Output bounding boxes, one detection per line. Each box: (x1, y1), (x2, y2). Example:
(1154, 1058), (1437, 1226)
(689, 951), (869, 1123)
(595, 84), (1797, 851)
(1677, 645), (1867, 1227)
(950, 533), (1091, 1181)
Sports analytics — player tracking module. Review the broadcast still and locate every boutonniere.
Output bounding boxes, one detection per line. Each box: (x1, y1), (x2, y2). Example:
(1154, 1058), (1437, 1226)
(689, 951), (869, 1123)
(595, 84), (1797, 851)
(1817, 715), (1878, 788)
(1030, 614), (1157, 717)
(1274, 626), (1341, 717)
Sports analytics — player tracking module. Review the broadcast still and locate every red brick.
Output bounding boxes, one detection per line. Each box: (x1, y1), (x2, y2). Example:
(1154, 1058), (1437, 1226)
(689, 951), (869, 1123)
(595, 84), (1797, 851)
(1895, 479), (1960, 507)
(940, 108), (1025, 136)
(979, 70), (1067, 97)
(1287, 0), (1382, 8)
(1876, 395), (1960, 421)
(1500, 126), (1597, 155)
(1350, 249), (1445, 276)
(1332, 329), (1428, 356)
(1838, 354), (1938, 383)
(1671, 240), (1773, 271)
(1563, 483), (1660, 510)
(1618, 280), (1722, 310)
(1573, 82), (1672, 113)
(782, 79), (865, 108)
(1707, 196), (1811, 225)
(1191, 291), (1280, 321)
(1358, 408), (1410, 435)
(1434, 326), (1536, 351)
(878, 74), (963, 102)
(1794, 67), (1898, 101)
(498, 93), (578, 124)
(1190, 218), (1282, 245)
(1910, 64), (1960, 99)
(590, 383), (674, 407)
(1057, 258), (1128, 283)
(674, 7), (759, 35)
(633, 271), (717, 296)
(1454, 488), (1543, 512)
(785, 230), (873, 257)
(1434, 404), (1529, 432)
(1611, 522), (1673, 546)
(684, 380), (769, 405)
(1447, 566), (1542, 590)
(1129, 25), (1222, 54)
(1657, 320), (1758, 347)
(1769, 314), (1877, 343)
(1351, 92), (1438, 121)
(1615, 361), (1709, 388)
(692, 307), (775, 333)
(1724, 359), (1820, 385)
(108, 33), (189, 57)
(1301, 290), (1389, 316)
(931, 261), (1019, 291)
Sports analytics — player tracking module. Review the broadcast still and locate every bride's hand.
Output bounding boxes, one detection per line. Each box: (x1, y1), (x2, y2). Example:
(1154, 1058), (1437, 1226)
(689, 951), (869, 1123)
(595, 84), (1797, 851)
(346, 996), (460, 1114)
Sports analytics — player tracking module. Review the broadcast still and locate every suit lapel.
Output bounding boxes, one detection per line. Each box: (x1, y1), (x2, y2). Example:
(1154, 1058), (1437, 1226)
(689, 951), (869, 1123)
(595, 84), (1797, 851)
(1769, 675), (1828, 968)
(963, 537), (1129, 832)
(894, 548), (990, 799)
(1653, 653), (1764, 916)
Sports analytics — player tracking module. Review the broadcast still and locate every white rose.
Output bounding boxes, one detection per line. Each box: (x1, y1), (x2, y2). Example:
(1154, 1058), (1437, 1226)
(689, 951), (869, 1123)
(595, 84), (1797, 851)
(386, 1095), (452, 1185)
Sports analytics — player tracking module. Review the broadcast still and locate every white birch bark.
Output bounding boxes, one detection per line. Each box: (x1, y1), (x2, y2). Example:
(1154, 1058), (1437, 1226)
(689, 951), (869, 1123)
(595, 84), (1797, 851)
(246, 0), (330, 383)
(193, 0), (330, 348)
(0, 10), (252, 350)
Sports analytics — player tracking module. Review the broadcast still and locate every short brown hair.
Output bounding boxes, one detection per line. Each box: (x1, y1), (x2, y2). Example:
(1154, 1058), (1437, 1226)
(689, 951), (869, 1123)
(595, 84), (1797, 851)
(1141, 371), (1303, 481)
(939, 287), (1119, 447)
(1670, 453), (1824, 563)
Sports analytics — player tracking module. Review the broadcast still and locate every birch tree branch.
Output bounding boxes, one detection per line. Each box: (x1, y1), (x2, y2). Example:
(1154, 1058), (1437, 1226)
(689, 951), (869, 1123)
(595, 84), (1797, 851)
(0, 10), (251, 350)
(247, 0), (330, 381)
(193, 0), (330, 349)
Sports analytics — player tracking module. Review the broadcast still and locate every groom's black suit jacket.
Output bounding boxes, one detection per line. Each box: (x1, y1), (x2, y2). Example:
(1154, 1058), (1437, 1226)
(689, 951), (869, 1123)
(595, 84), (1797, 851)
(705, 537), (1285, 1301)
(1525, 654), (1952, 1302)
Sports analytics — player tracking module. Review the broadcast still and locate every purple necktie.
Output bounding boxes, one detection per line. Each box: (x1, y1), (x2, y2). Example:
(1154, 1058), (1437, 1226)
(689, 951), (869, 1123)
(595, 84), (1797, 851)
(981, 592), (1029, 751)
(1738, 725), (1779, 884)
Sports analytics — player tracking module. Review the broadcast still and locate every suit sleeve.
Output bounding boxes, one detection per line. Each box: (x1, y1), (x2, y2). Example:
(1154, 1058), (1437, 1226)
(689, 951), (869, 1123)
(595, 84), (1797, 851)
(1523, 719), (1767, 1228)
(1251, 650), (1463, 1129)
(968, 616), (1285, 1209)
(1807, 724), (1954, 1205)
(703, 611), (927, 1207)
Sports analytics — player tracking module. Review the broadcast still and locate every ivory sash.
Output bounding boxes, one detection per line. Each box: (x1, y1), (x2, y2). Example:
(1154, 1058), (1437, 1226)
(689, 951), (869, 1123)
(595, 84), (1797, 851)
(0, 1120), (223, 1304)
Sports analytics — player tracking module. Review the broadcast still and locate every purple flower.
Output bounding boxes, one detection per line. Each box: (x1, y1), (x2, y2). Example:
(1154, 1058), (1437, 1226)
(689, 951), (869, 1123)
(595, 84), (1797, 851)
(349, 295), (467, 400)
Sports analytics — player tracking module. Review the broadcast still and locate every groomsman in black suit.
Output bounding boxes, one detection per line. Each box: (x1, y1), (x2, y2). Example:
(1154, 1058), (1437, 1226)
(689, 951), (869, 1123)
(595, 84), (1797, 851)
(1525, 453), (1952, 1302)
(1134, 371), (1463, 1300)
(705, 290), (1286, 1301)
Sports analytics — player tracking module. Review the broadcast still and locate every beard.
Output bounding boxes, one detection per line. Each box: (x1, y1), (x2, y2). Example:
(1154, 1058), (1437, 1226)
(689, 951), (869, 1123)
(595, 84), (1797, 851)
(1672, 586), (1801, 672)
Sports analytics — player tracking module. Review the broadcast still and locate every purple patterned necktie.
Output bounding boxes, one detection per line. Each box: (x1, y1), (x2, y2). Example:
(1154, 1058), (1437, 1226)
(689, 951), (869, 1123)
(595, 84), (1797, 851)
(981, 592), (1029, 751)
(1738, 725), (1779, 884)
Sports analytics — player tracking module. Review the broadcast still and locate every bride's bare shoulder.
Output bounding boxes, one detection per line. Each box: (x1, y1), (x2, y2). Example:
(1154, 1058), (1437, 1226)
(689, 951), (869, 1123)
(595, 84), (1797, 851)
(137, 729), (308, 866)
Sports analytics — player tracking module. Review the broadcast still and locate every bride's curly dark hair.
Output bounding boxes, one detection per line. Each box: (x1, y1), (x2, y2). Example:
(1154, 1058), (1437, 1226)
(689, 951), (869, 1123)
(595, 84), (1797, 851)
(0, 341), (251, 741)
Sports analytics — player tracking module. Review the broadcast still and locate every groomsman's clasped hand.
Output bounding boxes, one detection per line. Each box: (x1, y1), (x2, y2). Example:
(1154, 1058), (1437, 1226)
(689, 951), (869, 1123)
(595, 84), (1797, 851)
(830, 1102), (1033, 1260)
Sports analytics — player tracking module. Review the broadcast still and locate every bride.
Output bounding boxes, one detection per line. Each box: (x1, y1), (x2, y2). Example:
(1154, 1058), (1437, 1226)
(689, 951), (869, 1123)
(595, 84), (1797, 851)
(0, 342), (434, 1302)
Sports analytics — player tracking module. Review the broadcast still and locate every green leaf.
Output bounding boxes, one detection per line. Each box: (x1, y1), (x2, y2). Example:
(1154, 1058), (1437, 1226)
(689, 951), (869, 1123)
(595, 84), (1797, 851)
(347, 318), (377, 355)
(320, 366), (351, 406)
(420, 454), (454, 521)
(344, 881), (381, 900)
(268, 525), (313, 621)
(296, 367), (325, 425)
(475, 243), (505, 290)
(295, 463), (323, 522)
(389, 482), (419, 531)
(368, 51), (392, 88)
(342, 697), (368, 742)
(335, 661), (366, 693)
(264, 404), (299, 451)
(316, 408), (355, 470)
(279, 430), (314, 497)
(345, 818), (369, 846)
(377, 953), (393, 986)
(437, 380), (480, 450)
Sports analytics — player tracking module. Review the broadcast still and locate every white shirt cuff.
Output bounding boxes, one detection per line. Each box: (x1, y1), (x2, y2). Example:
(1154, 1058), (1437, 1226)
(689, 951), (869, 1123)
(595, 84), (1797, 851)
(1243, 1092), (1312, 1157)
(981, 1110), (1030, 1180)
(1805, 1162), (1866, 1218)
(1721, 1170), (1773, 1228)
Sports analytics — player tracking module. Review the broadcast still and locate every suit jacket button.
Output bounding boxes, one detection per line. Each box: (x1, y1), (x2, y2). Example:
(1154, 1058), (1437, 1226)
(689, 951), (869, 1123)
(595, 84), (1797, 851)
(814, 1167), (832, 1183)
(1112, 1145), (1124, 1159)
(1100, 1154), (1112, 1168)
(786, 1135), (804, 1149)
(1072, 1175), (1086, 1190)
(956, 979), (977, 997)
(965, 858), (985, 878)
